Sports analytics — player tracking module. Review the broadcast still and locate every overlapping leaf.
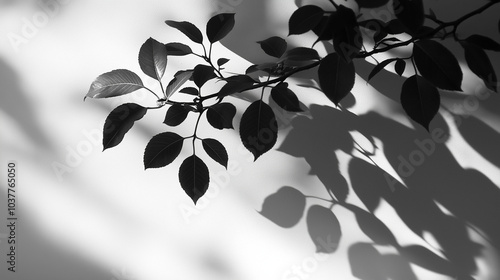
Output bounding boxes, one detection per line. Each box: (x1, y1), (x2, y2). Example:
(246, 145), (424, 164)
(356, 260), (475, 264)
(393, 0), (424, 33)
(401, 75), (440, 130)
(462, 41), (497, 92)
(271, 83), (302, 112)
(207, 103), (236, 129)
(318, 53), (356, 105)
(288, 5), (324, 35)
(192, 64), (217, 88)
(166, 70), (193, 99)
(206, 13), (235, 43)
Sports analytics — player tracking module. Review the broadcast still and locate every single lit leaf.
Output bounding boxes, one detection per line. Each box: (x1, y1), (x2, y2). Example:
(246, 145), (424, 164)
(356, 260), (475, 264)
(306, 205), (341, 253)
(368, 58), (398, 81)
(85, 69), (144, 99)
(165, 42), (192, 56)
(179, 155), (210, 204)
(288, 5), (324, 35)
(163, 104), (190, 126)
(217, 58), (230, 67)
(192, 64), (216, 88)
(393, 0), (424, 34)
(318, 53), (356, 105)
(462, 41), (498, 92)
(259, 186), (306, 228)
(331, 5), (363, 62)
(103, 103), (147, 150)
(401, 75), (440, 130)
(395, 59), (406, 76)
(165, 20), (203, 44)
(355, 0), (389, 8)
(281, 47), (320, 62)
(206, 13), (235, 43)
(240, 100), (278, 160)
(139, 37), (168, 81)
(217, 75), (255, 98)
(346, 204), (397, 246)
(144, 132), (184, 169)
(257, 36), (288, 58)
(202, 138), (228, 168)
(179, 87), (199, 96)
(271, 83), (302, 112)
(166, 70), (193, 99)
(464, 35), (500, 51)
(413, 39), (463, 91)
(206, 103), (236, 129)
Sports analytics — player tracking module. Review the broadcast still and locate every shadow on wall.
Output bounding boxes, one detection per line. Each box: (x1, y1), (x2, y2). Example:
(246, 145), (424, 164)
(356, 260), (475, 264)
(216, 0), (500, 279)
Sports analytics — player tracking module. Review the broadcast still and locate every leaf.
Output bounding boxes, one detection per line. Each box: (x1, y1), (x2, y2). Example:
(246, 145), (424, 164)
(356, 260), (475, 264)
(401, 75), (440, 130)
(288, 5), (324, 35)
(217, 75), (255, 98)
(312, 15), (334, 41)
(165, 42), (192, 56)
(202, 138), (228, 168)
(395, 59), (406, 76)
(259, 186), (306, 228)
(271, 83), (302, 112)
(165, 70), (193, 99)
(464, 35), (500, 51)
(346, 204), (397, 246)
(318, 53), (356, 105)
(393, 0), (424, 33)
(217, 58), (230, 67)
(85, 69), (144, 99)
(355, 0), (390, 8)
(163, 104), (190, 126)
(206, 103), (236, 129)
(257, 36), (288, 58)
(102, 103), (147, 150)
(400, 245), (455, 276)
(165, 20), (203, 44)
(179, 87), (199, 96)
(139, 37), (168, 81)
(462, 41), (498, 92)
(179, 155), (210, 204)
(281, 47), (320, 62)
(368, 58), (398, 81)
(206, 13), (235, 43)
(192, 64), (216, 88)
(413, 39), (463, 91)
(331, 5), (363, 62)
(240, 100), (278, 160)
(306, 205), (341, 253)
(386, 19), (406, 35)
(144, 132), (184, 169)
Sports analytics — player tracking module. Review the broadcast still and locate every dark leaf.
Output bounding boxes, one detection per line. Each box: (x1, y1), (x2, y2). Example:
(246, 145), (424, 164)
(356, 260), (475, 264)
(202, 138), (228, 168)
(165, 20), (203, 44)
(207, 103), (237, 129)
(257, 36), (288, 58)
(163, 104), (190, 126)
(240, 100), (278, 160)
(165, 42), (192, 56)
(144, 132), (184, 169)
(85, 69), (144, 99)
(318, 53), (356, 105)
(355, 0), (390, 8)
(306, 205), (341, 253)
(288, 5), (324, 35)
(386, 19), (407, 35)
(192, 64), (216, 88)
(312, 15), (334, 41)
(166, 70), (193, 99)
(393, 0), (424, 34)
(462, 41), (497, 92)
(331, 5), (363, 62)
(139, 37), (168, 81)
(217, 58), (230, 67)
(271, 83), (302, 112)
(464, 34), (500, 51)
(395, 59), (406, 76)
(218, 75), (255, 98)
(206, 13), (235, 43)
(259, 186), (306, 228)
(368, 58), (398, 81)
(281, 47), (320, 62)
(103, 103), (147, 150)
(401, 75), (440, 130)
(179, 87), (199, 96)
(413, 39), (463, 91)
(346, 204), (397, 246)
(179, 155), (210, 204)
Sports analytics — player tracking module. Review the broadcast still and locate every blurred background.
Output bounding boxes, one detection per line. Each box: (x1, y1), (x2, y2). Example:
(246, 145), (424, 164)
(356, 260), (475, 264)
(1, 0), (500, 279)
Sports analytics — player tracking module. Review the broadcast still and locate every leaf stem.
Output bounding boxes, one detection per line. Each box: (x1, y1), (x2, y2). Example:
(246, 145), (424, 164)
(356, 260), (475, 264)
(192, 110), (204, 153)
(144, 86), (161, 100)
